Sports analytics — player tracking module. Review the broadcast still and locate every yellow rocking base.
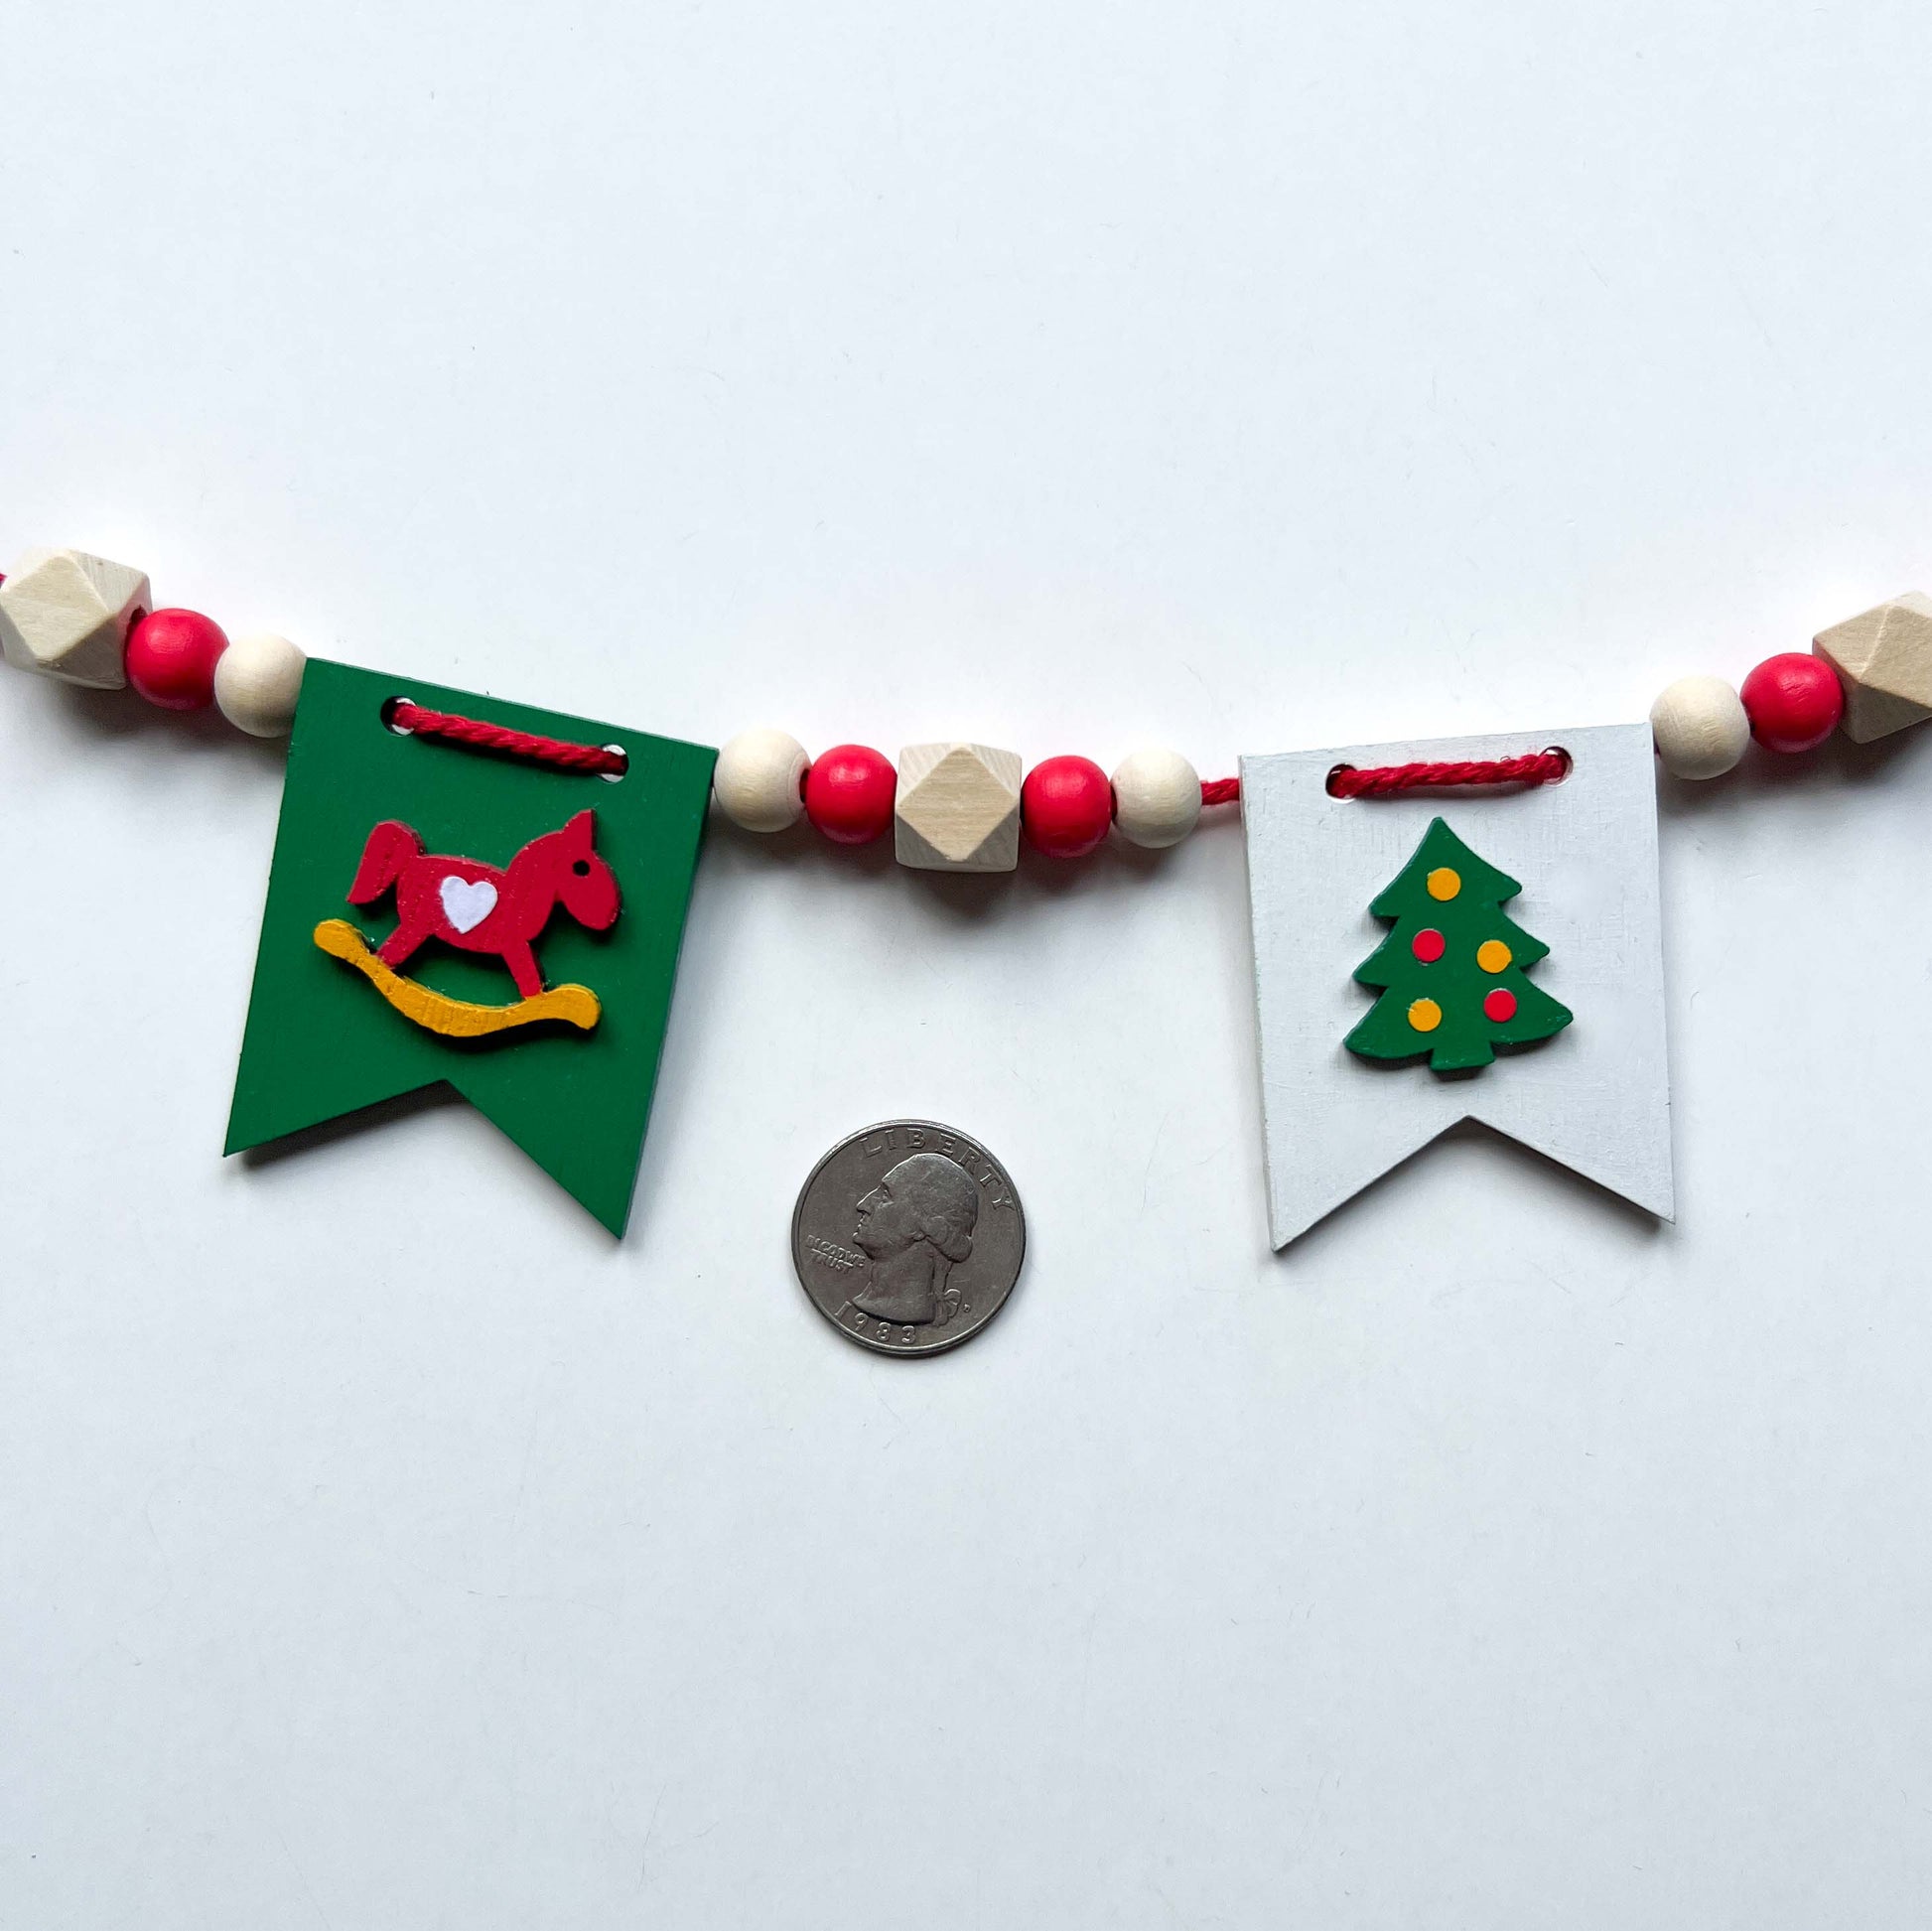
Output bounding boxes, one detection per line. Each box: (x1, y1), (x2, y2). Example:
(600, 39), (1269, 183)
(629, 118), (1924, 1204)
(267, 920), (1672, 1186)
(314, 919), (602, 1036)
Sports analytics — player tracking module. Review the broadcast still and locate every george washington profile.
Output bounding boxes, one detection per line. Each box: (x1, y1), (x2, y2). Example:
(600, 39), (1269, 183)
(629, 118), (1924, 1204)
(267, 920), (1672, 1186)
(851, 1153), (980, 1325)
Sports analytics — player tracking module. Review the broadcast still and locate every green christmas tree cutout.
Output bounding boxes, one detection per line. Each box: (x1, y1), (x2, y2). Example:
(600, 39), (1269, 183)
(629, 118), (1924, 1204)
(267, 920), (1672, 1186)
(1345, 817), (1574, 1073)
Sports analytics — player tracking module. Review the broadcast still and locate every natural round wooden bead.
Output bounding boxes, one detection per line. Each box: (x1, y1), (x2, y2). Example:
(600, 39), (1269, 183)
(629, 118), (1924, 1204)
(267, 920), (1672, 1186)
(1649, 675), (1749, 779)
(715, 727), (809, 832)
(1110, 747), (1201, 848)
(214, 631), (306, 737)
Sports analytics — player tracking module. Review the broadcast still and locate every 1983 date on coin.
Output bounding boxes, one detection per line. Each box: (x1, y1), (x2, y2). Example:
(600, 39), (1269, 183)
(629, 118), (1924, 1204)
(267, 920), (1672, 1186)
(790, 1120), (1027, 1356)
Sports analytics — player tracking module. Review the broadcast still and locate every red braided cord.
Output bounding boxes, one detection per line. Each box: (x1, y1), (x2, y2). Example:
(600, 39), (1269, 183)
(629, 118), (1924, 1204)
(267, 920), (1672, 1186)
(1327, 751), (1569, 797)
(389, 700), (626, 775)
(1197, 751), (1568, 808)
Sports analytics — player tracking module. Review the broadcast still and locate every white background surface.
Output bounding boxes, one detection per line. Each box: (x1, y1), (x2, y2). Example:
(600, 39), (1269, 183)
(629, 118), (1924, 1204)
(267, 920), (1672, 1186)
(4, 3), (1931, 1925)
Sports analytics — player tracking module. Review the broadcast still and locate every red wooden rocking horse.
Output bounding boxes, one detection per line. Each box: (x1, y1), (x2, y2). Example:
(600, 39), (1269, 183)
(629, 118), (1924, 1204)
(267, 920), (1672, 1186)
(344, 807), (621, 999)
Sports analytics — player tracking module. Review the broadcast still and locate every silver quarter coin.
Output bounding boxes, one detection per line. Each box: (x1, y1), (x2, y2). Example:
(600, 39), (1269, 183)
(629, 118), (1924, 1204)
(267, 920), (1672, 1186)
(791, 1120), (1027, 1356)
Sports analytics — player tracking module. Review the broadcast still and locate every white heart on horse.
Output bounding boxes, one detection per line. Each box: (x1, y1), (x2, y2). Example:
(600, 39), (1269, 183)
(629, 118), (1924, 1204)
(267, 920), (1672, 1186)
(440, 876), (498, 934)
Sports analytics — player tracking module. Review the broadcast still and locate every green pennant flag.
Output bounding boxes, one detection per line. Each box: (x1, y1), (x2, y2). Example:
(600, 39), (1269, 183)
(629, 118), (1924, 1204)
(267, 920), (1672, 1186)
(225, 659), (715, 1234)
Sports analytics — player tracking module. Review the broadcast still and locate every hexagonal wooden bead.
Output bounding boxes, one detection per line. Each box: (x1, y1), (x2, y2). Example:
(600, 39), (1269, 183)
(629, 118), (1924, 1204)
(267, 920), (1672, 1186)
(1812, 592), (1932, 743)
(0, 546), (150, 688)
(895, 742), (1023, 872)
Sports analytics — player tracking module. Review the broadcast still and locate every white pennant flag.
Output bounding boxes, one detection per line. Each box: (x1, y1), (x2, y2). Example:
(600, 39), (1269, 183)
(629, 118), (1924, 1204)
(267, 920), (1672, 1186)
(1240, 722), (1672, 1248)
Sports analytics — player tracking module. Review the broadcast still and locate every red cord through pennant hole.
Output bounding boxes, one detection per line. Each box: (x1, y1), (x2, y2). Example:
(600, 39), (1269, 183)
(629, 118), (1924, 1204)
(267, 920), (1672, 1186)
(1199, 750), (1570, 809)
(382, 696), (629, 779)
(1325, 749), (1571, 798)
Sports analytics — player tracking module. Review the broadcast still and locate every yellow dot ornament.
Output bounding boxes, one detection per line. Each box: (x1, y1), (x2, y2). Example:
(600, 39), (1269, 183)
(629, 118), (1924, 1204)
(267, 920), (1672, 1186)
(1407, 997), (1443, 1034)
(1426, 866), (1461, 900)
(1476, 938), (1512, 973)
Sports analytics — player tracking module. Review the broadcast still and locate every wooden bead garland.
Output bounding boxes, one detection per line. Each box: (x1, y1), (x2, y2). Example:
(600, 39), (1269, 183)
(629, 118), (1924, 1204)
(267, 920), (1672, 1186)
(0, 543), (314, 736)
(711, 731), (1220, 870)
(1642, 590), (1932, 776)
(11, 536), (1932, 819)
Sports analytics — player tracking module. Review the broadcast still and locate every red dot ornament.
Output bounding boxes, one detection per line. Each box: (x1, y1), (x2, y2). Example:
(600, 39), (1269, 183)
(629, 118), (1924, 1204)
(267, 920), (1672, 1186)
(125, 608), (229, 711)
(1482, 987), (1518, 1023)
(1739, 652), (1843, 754)
(1023, 755), (1112, 859)
(803, 743), (896, 845)
(1411, 927), (1446, 962)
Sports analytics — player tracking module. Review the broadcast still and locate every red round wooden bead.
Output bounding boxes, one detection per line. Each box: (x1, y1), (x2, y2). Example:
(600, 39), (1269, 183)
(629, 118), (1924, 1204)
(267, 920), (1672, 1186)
(803, 743), (896, 845)
(1739, 652), (1843, 754)
(1023, 755), (1113, 859)
(125, 608), (229, 711)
